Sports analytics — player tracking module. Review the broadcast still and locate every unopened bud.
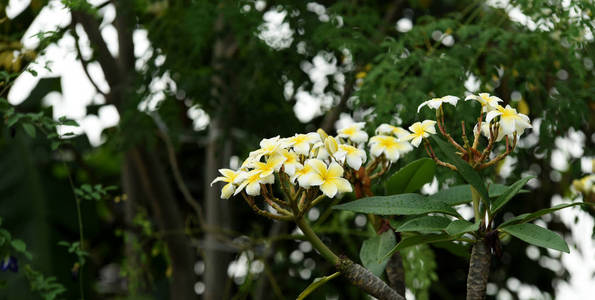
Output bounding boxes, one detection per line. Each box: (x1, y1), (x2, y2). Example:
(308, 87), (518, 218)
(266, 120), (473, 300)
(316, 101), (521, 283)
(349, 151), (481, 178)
(324, 136), (338, 154)
(317, 128), (328, 141)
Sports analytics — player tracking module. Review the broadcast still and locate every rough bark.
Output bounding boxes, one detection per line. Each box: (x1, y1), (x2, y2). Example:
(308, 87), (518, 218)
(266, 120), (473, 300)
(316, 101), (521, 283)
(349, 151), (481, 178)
(385, 252), (406, 296)
(337, 258), (405, 300)
(466, 238), (491, 300)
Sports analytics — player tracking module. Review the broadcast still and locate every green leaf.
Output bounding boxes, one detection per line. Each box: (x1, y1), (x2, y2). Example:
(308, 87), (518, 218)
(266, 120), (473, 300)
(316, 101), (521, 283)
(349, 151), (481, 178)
(499, 202), (591, 227)
(360, 231), (397, 277)
(430, 136), (489, 202)
(500, 223), (569, 253)
(385, 158), (435, 194)
(397, 216), (452, 233)
(433, 241), (470, 258)
(384, 233), (454, 259)
(491, 176), (535, 214)
(11, 239), (27, 252)
(297, 272), (341, 300)
(22, 123), (36, 138)
(428, 184), (527, 206)
(334, 194), (460, 217)
(444, 220), (479, 236)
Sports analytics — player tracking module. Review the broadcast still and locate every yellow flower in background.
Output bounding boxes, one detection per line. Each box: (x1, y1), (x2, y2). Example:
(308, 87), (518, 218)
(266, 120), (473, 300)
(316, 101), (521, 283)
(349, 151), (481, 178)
(404, 120), (437, 147)
(337, 122), (369, 144)
(336, 144), (367, 170)
(289, 132), (320, 155)
(417, 95), (460, 113)
(486, 105), (532, 139)
(234, 170), (274, 196)
(299, 159), (352, 198)
(368, 135), (412, 162)
(211, 169), (242, 199)
(465, 93), (503, 112)
(375, 124), (410, 139)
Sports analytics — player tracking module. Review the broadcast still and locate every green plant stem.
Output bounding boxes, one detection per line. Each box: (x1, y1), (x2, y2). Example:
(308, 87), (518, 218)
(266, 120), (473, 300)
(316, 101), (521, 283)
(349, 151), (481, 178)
(64, 162), (85, 300)
(295, 217), (339, 265)
(470, 186), (482, 225)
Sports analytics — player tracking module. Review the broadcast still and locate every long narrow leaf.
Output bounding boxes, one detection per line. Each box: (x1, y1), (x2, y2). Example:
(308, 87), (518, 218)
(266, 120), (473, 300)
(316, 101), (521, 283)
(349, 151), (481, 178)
(297, 272), (341, 300)
(491, 176), (535, 214)
(334, 194), (459, 217)
(499, 202), (592, 227)
(500, 223), (569, 253)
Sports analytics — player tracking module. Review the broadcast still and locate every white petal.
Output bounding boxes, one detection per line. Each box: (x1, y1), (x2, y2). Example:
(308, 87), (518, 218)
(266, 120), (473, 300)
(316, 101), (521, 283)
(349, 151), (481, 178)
(370, 144), (384, 157)
(384, 147), (400, 162)
(320, 182), (338, 198)
(221, 183), (235, 199)
(442, 95), (459, 106)
(351, 131), (369, 143)
(417, 101), (429, 113)
(245, 182), (261, 196)
(427, 99), (443, 109)
(500, 117), (515, 136)
(334, 178), (353, 193)
(299, 173), (324, 187)
(411, 136), (423, 147)
(346, 155), (362, 170)
(485, 110), (501, 123)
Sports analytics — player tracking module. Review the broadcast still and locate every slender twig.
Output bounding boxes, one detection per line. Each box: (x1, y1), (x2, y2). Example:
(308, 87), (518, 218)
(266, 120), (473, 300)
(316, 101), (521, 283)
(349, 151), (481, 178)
(157, 130), (206, 227)
(478, 134), (517, 170)
(70, 20), (108, 96)
(424, 140), (457, 171)
(241, 193), (293, 221)
(437, 106), (467, 153)
(63, 161), (85, 300)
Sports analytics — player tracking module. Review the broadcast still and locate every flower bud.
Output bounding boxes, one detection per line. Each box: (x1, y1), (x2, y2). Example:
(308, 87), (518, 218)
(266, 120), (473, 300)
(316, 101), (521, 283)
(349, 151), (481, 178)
(324, 136), (338, 154)
(317, 128), (329, 141)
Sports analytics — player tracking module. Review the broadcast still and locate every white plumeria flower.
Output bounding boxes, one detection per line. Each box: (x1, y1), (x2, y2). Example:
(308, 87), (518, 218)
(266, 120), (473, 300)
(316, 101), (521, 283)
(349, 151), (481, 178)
(465, 93), (503, 112)
(299, 159), (352, 198)
(310, 141), (330, 160)
(375, 124), (410, 139)
(279, 150), (302, 176)
(417, 95), (460, 113)
(368, 135), (413, 162)
(252, 153), (286, 178)
(292, 159), (313, 186)
(485, 105), (532, 139)
(337, 122), (369, 144)
(335, 144), (367, 170)
(474, 121), (506, 141)
(250, 136), (291, 160)
(404, 120), (437, 147)
(289, 132), (320, 155)
(324, 136), (339, 155)
(234, 170), (274, 196)
(211, 169), (241, 199)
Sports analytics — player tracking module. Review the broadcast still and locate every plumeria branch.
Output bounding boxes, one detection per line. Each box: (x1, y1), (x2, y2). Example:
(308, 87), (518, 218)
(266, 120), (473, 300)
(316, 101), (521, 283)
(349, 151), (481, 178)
(424, 139), (457, 171)
(478, 134), (517, 170)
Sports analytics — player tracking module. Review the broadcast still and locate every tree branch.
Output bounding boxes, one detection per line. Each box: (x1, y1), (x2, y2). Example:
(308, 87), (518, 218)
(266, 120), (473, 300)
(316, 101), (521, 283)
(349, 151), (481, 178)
(70, 21), (108, 97)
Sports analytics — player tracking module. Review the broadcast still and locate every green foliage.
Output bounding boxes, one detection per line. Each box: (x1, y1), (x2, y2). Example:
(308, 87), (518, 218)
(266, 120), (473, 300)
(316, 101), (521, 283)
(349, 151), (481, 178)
(57, 241), (88, 266)
(444, 220), (479, 236)
(490, 176), (535, 214)
(23, 265), (67, 300)
(499, 202), (592, 227)
(500, 223), (570, 253)
(427, 184), (527, 206)
(396, 216), (452, 233)
(385, 158), (436, 195)
(74, 184), (116, 202)
(402, 244), (438, 300)
(384, 234), (454, 259)
(297, 272), (340, 300)
(334, 193), (460, 217)
(359, 230), (396, 277)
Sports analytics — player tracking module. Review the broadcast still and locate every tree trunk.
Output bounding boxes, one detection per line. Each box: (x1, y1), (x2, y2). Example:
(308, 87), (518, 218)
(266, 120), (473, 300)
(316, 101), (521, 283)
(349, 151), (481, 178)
(466, 238), (491, 300)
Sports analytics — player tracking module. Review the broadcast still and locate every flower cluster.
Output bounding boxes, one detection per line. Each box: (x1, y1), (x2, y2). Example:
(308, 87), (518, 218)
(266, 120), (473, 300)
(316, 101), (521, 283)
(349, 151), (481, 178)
(212, 122), (420, 201)
(417, 92), (532, 170)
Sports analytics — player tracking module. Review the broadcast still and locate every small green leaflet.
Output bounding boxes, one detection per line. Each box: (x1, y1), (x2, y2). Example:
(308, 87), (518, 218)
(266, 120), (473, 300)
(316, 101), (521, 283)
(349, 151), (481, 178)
(490, 176), (535, 214)
(385, 158), (435, 195)
(359, 231), (397, 277)
(334, 193), (460, 217)
(428, 184), (528, 206)
(430, 136), (489, 202)
(22, 123), (36, 138)
(397, 216), (452, 233)
(383, 234), (454, 260)
(297, 272), (341, 300)
(444, 220), (479, 236)
(499, 202), (593, 227)
(500, 223), (569, 253)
